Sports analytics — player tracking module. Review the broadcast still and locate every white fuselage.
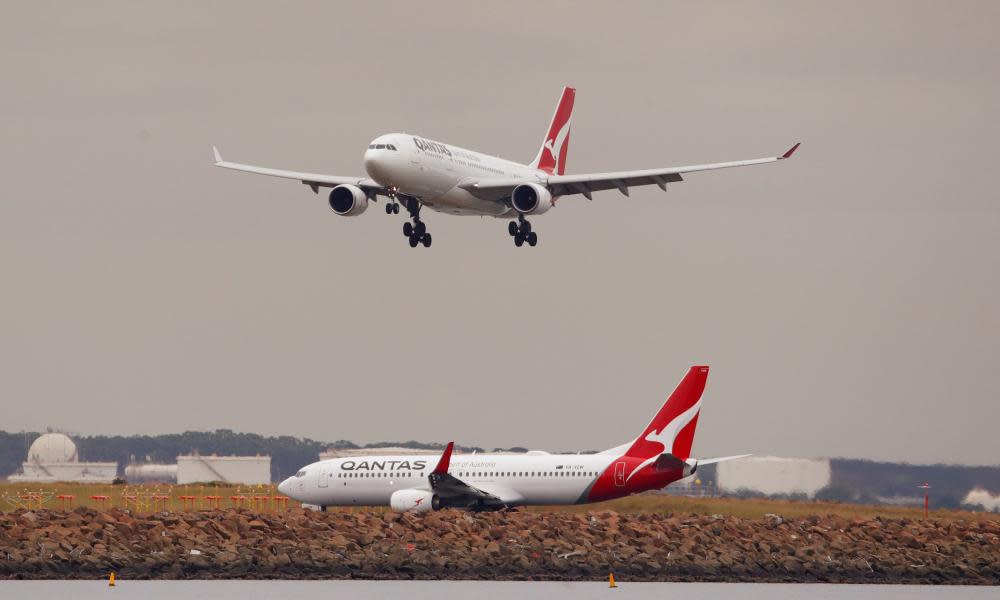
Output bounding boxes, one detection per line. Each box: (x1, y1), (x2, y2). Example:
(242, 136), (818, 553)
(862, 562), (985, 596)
(279, 452), (620, 508)
(363, 134), (545, 217)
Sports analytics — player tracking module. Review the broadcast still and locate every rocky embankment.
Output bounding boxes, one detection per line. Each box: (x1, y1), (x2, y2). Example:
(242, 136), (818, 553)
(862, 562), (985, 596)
(1, 507), (998, 583)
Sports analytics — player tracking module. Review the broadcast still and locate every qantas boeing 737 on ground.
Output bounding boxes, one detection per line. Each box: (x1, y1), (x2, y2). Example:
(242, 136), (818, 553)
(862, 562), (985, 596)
(277, 366), (748, 512)
(214, 87), (799, 248)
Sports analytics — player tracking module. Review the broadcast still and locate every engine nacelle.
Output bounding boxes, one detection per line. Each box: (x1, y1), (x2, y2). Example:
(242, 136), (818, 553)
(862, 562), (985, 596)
(328, 184), (369, 216)
(389, 489), (439, 513)
(511, 183), (553, 215)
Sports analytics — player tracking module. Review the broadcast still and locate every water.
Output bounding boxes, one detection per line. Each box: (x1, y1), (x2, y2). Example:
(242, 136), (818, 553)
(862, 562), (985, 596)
(0, 581), (995, 599)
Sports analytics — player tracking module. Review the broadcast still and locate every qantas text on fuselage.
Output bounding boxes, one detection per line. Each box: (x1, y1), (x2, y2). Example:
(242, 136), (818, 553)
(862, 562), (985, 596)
(214, 87), (799, 248)
(277, 366), (749, 513)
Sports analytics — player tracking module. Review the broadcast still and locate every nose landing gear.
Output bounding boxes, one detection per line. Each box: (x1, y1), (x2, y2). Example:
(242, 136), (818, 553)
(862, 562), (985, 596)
(384, 186), (402, 214)
(508, 216), (537, 247)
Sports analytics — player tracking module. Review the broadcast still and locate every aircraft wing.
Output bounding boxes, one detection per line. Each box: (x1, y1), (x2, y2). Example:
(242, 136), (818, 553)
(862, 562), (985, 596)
(427, 442), (505, 508)
(212, 147), (385, 194)
(465, 143), (799, 200)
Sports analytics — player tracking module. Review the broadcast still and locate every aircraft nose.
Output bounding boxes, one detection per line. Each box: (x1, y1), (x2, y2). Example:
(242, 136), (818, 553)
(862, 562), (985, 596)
(277, 477), (292, 496)
(363, 149), (383, 180)
(363, 145), (395, 184)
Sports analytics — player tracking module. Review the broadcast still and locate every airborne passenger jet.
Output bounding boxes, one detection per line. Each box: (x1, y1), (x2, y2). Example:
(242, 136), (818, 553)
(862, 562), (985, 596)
(214, 87), (799, 248)
(277, 366), (748, 512)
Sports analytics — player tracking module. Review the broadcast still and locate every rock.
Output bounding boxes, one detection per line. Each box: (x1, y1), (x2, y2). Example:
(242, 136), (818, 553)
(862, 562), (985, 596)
(0, 506), (996, 583)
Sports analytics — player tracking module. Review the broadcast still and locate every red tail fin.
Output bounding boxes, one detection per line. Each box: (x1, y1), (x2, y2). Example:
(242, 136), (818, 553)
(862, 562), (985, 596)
(625, 366), (709, 461)
(530, 86), (575, 175)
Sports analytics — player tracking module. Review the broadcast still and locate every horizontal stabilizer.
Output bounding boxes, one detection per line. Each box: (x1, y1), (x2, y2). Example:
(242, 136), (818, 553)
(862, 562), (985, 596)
(694, 454), (752, 466)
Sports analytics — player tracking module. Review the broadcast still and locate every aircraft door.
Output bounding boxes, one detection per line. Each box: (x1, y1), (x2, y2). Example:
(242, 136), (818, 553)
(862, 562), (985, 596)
(318, 464), (329, 488)
(614, 461), (626, 487)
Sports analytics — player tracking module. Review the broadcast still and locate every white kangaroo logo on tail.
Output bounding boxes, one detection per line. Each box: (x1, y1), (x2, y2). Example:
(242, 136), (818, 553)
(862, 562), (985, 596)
(625, 397), (702, 482)
(542, 116), (572, 171)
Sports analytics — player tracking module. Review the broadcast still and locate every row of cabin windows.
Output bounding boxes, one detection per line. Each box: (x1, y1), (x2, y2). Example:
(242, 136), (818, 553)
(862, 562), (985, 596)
(456, 160), (503, 176)
(368, 144), (398, 151)
(456, 471), (599, 478)
(339, 472), (416, 478)
(337, 470), (599, 479)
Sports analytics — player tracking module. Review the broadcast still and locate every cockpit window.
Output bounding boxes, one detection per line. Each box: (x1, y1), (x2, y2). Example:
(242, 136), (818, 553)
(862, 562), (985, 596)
(295, 470), (307, 478)
(387, 144), (397, 151)
(368, 144), (375, 149)
(375, 144), (385, 149)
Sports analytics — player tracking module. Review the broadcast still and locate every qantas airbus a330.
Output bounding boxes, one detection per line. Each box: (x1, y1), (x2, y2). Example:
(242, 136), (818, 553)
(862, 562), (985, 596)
(277, 366), (748, 512)
(214, 87), (799, 248)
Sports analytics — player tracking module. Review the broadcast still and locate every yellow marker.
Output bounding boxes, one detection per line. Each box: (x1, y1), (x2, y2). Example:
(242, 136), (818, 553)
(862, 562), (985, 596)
(608, 572), (617, 588)
(109, 572), (116, 587)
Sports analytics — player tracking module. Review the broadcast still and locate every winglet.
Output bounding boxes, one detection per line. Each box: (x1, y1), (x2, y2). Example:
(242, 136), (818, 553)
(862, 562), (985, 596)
(431, 442), (454, 475)
(213, 146), (222, 163)
(779, 142), (800, 160)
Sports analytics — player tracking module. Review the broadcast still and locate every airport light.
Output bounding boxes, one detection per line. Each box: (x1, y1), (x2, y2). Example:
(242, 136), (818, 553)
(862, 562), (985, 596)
(918, 482), (931, 518)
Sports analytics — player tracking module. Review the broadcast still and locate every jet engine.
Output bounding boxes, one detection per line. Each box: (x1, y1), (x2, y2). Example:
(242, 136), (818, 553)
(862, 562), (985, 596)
(511, 183), (553, 215)
(389, 489), (439, 513)
(328, 184), (369, 216)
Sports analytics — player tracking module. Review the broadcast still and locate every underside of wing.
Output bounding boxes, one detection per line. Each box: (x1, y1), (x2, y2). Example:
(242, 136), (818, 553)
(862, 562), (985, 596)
(428, 472), (505, 508)
(212, 147), (384, 194)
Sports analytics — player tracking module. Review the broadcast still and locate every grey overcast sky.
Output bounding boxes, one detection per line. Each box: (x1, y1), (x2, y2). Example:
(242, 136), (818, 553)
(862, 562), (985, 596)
(2, 1), (998, 465)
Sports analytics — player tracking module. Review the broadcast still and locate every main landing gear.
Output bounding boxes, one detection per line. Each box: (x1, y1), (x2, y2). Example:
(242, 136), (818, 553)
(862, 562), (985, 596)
(508, 215), (537, 247)
(402, 197), (431, 248)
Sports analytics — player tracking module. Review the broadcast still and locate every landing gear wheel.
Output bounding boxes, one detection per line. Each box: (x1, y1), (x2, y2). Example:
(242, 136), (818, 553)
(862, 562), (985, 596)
(385, 203), (393, 214)
(514, 234), (524, 247)
(421, 233), (432, 248)
(527, 231), (538, 247)
(392, 203), (400, 214)
(403, 222), (413, 237)
(520, 220), (532, 235)
(414, 221), (427, 236)
(508, 222), (519, 236)
(409, 234), (420, 248)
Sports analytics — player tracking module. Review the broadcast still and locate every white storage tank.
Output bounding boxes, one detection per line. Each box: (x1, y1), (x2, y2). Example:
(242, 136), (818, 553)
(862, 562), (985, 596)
(8, 432), (118, 484)
(124, 464), (179, 482)
(176, 455), (271, 485)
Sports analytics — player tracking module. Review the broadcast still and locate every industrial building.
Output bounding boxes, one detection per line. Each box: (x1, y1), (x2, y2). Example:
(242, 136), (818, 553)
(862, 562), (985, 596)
(176, 455), (271, 485)
(7, 432), (118, 483)
(716, 456), (832, 498)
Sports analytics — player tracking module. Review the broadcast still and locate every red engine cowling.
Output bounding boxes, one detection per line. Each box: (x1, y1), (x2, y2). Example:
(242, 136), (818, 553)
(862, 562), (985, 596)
(511, 183), (553, 215)
(328, 184), (369, 216)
